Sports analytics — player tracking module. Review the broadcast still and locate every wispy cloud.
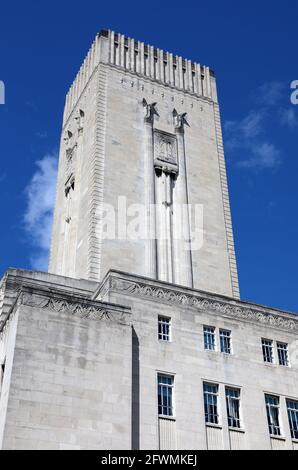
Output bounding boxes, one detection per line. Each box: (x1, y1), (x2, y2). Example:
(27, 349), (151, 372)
(252, 81), (285, 107)
(24, 153), (58, 271)
(238, 143), (281, 170)
(225, 110), (265, 151)
(224, 81), (288, 171)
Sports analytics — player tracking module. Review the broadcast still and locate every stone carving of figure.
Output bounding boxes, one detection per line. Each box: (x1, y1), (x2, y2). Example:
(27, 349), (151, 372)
(142, 98), (159, 123)
(173, 108), (190, 131)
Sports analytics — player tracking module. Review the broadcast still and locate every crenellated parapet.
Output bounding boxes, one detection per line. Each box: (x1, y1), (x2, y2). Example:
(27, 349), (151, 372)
(63, 29), (216, 124)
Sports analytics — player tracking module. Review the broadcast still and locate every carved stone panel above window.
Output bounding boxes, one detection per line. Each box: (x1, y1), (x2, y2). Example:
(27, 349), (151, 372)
(153, 130), (178, 175)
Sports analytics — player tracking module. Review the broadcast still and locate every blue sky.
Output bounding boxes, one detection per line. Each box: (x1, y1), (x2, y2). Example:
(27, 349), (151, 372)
(0, 1), (297, 312)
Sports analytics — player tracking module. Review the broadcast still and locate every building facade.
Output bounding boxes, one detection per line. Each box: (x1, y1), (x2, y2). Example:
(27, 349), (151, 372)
(0, 30), (297, 450)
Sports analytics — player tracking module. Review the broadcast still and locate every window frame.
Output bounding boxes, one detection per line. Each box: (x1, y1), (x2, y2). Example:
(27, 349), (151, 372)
(277, 342), (289, 367)
(262, 338), (274, 364)
(225, 387), (241, 429)
(203, 325), (216, 351)
(157, 373), (175, 418)
(219, 329), (232, 355)
(265, 394), (282, 437)
(158, 315), (171, 342)
(203, 382), (220, 425)
(286, 399), (298, 440)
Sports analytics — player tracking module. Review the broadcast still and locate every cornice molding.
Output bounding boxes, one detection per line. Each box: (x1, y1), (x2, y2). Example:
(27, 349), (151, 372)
(20, 291), (130, 324)
(0, 286), (131, 337)
(107, 276), (298, 333)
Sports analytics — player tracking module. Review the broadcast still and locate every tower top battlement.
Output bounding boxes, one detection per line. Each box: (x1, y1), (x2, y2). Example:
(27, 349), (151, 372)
(64, 29), (217, 124)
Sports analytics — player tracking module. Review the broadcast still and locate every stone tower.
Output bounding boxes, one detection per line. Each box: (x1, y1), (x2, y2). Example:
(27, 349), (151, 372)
(49, 29), (239, 298)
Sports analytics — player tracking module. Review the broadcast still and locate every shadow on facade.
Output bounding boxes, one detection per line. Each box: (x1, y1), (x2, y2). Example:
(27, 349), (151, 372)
(132, 326), (140, 450)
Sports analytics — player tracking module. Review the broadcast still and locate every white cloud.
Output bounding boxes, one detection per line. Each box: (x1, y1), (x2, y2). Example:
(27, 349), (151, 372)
(224, 82), (286, 171)
(238, 143), (281, 170)
(24, 154), (58, 271)
(225, 111), (265, 151)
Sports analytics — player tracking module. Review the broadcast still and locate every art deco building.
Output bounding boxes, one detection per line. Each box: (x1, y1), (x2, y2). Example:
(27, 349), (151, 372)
(0, 30), (297, 450)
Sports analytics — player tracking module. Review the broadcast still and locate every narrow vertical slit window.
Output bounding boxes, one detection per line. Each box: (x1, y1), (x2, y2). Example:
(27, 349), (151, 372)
(173, 63), (177, 86)
(265, 394), (281, 436)
(154, 57), (158, 79)
(0, 359), (5, 397)
(124, 46), (129, 68)
(182, 68), (186, 88)
(158, 374), (174, 417)
(203, 382), (219, 425)
(226, 387), (241, 428)
(114, 42), (119, 65)
(191, 71), (195, 92)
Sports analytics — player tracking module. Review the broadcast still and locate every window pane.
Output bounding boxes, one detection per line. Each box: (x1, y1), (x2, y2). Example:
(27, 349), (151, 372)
(287, 400), (298, 439)
(265, 394), (281, 436)
(158, 374), (174, 416)
(226, 387), (241, 428)
(277, 342), (289, 367)
(158, 316), (171, 342)
(203, 382), (219, 424)
(220, 329), (231, 354)
(203, 326), (215, 351)
(262, 339), (273, 363)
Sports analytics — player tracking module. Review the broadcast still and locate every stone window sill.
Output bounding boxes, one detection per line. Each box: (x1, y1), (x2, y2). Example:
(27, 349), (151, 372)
(229, 427), (245, 433)
(158, 415), (176, 422)
(270, 435), (286, 441)
(206, 423), (222, 430)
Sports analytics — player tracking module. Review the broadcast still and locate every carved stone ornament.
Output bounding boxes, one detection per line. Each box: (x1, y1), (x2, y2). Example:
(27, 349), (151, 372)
(154, 130), (178, 175)
(20, 292), (127, 323)
(65, 174), (75, 197)
(75, 108), (85, 135)
(142, 98), (159, 123)
(173, 108), (190, 131)
(64, 129), (73, 148)
(109, 278), (298, 332)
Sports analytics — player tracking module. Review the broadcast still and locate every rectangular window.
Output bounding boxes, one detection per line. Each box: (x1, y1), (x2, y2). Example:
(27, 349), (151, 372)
(158, 374), (174, 417)
(286, 399), (298, 439)
(220, 329), (232, 354)
(226, 387), (241, 428)
(158, 316), (171, 342)
(277, 342), (289, 367)
(203, 383), (219, 425)
(265, 394), (281, 436)
(203, 326), (216, 351)
(262, 339), (274, 363)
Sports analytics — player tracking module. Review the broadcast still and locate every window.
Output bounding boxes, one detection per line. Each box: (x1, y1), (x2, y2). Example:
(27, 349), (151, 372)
(203, 326), (216, 351)
(158, 374), (174, 417)
(220, 329), (232, 354)
(262, 339), (274, 363)
(0, 360), (5, 396)
(265, 394), (281, 436)
(277, 342), (289, 367)
(226, 388), (241, 428)
(286, 400), (298, 439)
(158, 316), (171, 342)
(203, 383), (219, 425)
